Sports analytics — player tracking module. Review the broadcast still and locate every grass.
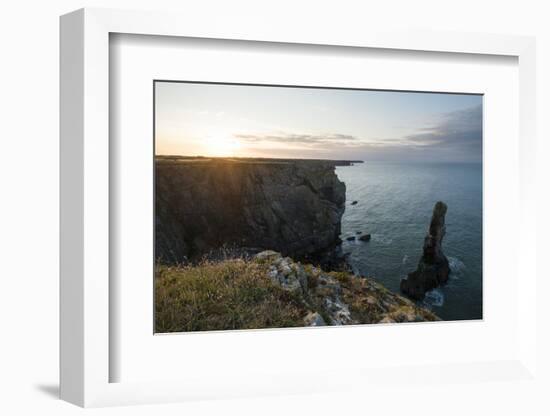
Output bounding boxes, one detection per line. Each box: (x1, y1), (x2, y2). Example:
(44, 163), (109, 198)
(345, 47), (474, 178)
(330, 270), (439, 323)
(155, 256), (439, 333)
(155, 259), (308, 332)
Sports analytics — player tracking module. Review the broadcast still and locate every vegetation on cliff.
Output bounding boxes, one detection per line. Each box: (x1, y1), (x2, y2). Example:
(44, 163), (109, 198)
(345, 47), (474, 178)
(155, 251), (439, 333)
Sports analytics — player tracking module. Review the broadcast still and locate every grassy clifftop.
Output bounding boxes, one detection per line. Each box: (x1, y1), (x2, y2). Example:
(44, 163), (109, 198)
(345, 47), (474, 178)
(155, 251), (439, 333)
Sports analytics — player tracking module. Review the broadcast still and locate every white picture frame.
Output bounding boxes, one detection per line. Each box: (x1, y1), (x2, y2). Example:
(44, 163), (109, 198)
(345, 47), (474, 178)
(60, 7), (538, 408)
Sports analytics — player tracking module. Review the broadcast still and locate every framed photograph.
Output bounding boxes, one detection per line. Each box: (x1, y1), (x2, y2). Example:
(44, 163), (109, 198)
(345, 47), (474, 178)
(60, 8), (538, 407)
(153, 80), (482, 331)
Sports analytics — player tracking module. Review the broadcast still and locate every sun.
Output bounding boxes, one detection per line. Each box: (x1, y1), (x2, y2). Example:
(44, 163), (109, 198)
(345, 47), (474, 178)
(204, 134), (242, 157)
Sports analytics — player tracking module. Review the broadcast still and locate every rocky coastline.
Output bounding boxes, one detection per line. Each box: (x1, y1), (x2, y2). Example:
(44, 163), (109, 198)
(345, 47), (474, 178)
(155, 155), (443, 330)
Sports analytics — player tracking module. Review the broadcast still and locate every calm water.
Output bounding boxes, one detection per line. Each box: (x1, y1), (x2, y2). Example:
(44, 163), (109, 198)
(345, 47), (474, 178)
(335, 161), (482, 321)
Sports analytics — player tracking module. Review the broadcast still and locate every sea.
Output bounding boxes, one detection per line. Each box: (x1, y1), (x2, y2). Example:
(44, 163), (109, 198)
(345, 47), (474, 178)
(335, 161), (483, 321)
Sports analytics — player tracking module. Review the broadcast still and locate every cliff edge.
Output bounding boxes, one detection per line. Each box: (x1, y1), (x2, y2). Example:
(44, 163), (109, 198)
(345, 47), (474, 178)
(155, 251), (439, 332)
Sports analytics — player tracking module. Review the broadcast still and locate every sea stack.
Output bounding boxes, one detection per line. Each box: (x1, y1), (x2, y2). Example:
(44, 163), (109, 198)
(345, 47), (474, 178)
(400, 201), (450, 300)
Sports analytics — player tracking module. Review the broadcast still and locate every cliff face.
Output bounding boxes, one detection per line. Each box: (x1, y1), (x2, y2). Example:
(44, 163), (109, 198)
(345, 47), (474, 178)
(155, 158), (347, 265)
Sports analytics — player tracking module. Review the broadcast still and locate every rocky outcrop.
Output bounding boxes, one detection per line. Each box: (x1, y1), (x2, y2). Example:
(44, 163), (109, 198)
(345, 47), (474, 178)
(400, 201), (450, 300)
(257, 251), (439, 325)
(303, 312), (326, 326)
(358, 233), (371, 242)
(155, 157), (347, 266)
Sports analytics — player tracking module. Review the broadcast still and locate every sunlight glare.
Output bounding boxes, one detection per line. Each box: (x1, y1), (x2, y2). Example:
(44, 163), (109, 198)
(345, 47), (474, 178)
(205, 134), (242, 157)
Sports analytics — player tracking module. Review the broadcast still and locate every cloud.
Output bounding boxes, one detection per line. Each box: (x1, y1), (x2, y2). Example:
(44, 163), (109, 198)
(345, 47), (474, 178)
(234, 132), (362, 147)
(402, 104), (482, 154)
(232, 104), (482, 162)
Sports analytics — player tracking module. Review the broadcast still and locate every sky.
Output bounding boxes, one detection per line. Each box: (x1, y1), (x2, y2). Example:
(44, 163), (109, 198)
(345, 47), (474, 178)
(155, 81), (482, 163)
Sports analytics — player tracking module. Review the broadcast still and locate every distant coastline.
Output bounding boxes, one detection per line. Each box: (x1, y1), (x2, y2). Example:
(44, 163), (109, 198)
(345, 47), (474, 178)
(156, 154), (364, 166)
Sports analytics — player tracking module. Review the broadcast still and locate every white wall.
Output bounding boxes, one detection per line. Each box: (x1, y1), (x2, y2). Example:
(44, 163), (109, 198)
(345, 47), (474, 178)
(1, 1), (548, 415)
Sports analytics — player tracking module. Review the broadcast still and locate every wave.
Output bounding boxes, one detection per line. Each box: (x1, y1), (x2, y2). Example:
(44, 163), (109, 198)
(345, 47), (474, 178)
(423, 288), (445, 308)
(448, 256), (466, 279)
(372, 234), (393, 245)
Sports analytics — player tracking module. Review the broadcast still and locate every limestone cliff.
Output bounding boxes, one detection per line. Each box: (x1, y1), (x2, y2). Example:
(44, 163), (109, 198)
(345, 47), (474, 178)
(155, 156), (348, 265)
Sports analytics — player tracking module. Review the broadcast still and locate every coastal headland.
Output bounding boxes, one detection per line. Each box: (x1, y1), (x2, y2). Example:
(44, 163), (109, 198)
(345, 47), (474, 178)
(154, 155), (439, 331)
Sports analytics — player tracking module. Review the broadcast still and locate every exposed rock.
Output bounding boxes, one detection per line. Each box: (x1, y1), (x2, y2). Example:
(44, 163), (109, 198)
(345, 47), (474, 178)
(351, 200), (358, 205)
(255, 250), (439, 326)
(324, 297), (353, 325)
(261, 251), (307, 294)
(359, 234), (371, 242)
(400, 201), (450, 300)
(254, 250), (281, 262)
(304, 312), (326, 326)
(346, 236), (356, 241)
(155, 157), (347, 265)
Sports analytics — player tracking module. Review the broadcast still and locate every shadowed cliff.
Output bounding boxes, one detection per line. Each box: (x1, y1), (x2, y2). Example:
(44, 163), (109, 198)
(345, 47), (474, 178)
(155, 156), (357, 266)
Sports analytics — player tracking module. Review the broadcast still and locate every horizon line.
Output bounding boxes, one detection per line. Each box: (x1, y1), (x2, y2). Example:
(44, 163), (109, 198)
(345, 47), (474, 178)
(155, 154), (482, 164)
